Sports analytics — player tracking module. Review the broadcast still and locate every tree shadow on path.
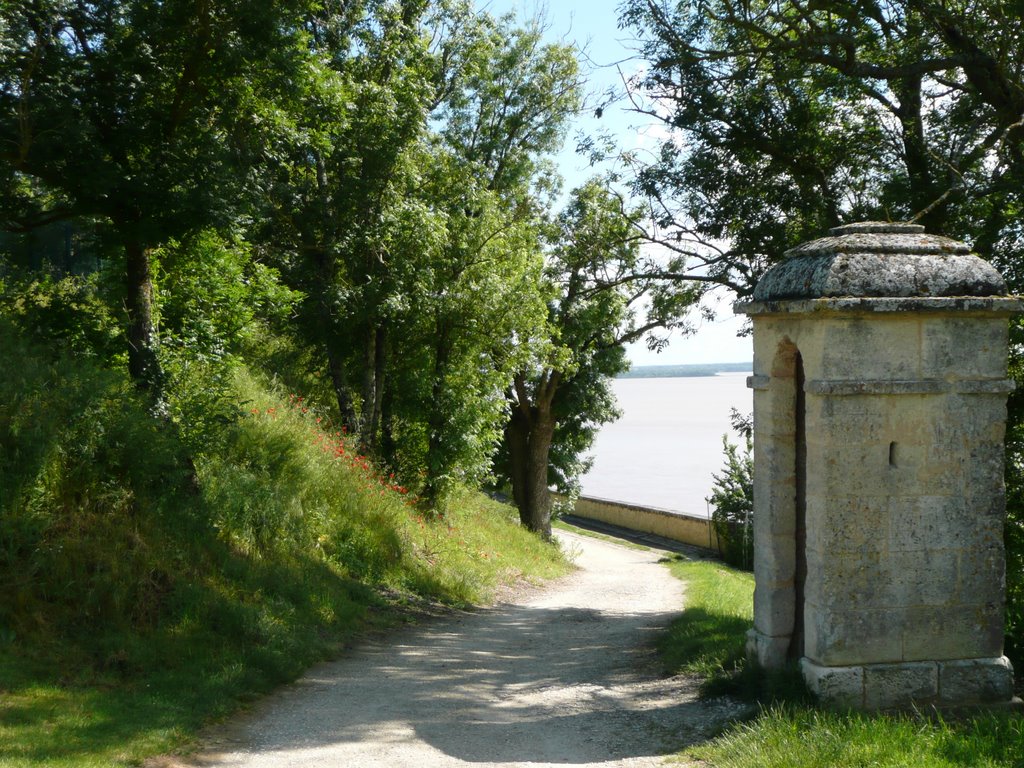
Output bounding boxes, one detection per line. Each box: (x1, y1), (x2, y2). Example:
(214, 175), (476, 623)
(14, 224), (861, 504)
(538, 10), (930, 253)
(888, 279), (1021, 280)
(184, 580), (747, 766)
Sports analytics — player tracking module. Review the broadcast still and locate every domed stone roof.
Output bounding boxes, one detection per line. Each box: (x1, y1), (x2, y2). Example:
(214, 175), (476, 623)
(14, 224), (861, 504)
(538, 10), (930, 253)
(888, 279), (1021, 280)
(751, 222), (1006, 301)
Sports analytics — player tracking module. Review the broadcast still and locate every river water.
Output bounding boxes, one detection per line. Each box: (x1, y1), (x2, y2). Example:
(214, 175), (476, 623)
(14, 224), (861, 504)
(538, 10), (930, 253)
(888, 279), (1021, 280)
(578, 373), (753, 517)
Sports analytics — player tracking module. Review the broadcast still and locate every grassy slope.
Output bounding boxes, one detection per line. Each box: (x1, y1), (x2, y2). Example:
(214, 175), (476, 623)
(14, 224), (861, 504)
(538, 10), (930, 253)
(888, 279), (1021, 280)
(0, 332), (569, 767)
(659, 557), (1024, 768)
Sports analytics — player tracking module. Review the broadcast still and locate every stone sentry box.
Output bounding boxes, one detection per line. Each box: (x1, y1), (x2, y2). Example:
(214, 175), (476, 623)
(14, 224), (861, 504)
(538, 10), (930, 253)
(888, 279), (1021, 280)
(737, 221), (1022, 710)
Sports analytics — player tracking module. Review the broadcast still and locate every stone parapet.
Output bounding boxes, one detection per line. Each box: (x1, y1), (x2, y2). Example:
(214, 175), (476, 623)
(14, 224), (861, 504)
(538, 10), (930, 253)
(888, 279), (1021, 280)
(568, 496), (720, 552)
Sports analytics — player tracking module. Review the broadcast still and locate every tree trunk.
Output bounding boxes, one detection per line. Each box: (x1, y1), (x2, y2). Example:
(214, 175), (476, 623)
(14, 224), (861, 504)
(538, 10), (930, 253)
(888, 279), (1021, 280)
(309, 241), (358, 434)
(124, 237), (163, 396)
(507, 404), (555, 538)
(359, 326), (377, 452)
(371, 326), (386, 445)
(424, 323), (451, 506)
(506, 407), (531, 514)
(124, 234), (200, 490)
(327, 342), (359, 434)
(380, 374), (397, 467)
(358, 325), (388, 455)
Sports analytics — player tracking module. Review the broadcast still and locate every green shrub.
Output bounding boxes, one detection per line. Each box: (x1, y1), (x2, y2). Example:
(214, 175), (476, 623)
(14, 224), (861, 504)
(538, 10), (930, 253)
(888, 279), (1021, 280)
(0, 319), (199, 640)
(708, 432), (754, 571)
(0, 272), (123, 362)
(154, 231), (300, 362)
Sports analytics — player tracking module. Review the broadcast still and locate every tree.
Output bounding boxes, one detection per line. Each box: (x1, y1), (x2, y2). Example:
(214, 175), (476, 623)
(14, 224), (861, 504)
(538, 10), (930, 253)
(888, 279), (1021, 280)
(500, 180), (700, 536)
(254, 0), (434, 439)
(0, 0), (315, 396)
(407, 11), (584, 507)
(616, 0), (1024, 295)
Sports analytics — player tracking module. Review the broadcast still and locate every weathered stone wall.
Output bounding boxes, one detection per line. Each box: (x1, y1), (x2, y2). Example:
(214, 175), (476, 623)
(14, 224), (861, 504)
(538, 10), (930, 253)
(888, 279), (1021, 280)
(753, 310), (1011, 665)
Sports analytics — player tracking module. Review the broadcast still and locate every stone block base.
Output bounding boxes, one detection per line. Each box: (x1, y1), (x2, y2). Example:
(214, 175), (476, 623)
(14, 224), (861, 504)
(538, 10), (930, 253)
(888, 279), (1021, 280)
(747, 628), (791, 670)
(801, 656), (1016, 711)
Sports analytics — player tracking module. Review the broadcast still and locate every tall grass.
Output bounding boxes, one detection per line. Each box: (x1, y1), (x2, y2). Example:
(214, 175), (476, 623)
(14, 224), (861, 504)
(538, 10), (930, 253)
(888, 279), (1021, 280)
(0, 323), (569, 766)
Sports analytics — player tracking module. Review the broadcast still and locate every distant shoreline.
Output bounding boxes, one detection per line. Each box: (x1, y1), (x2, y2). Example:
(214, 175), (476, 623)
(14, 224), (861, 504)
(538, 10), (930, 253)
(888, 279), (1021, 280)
(618, 362), (753, 379)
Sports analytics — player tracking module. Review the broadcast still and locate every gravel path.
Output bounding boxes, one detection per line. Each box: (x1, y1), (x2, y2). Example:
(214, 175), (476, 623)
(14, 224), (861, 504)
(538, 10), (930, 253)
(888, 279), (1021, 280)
(165, 530), (744, 767)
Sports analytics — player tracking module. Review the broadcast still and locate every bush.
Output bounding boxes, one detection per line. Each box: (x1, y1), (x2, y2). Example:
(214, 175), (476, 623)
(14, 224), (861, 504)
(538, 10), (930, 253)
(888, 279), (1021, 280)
(707, 410), (754, 570)
(0, 319), (200, 639)
(0, 272), (123, 362)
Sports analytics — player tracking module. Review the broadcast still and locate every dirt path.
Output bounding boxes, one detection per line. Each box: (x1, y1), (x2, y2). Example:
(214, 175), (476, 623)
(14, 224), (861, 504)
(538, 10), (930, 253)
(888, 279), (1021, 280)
(167, 530), (744, 767)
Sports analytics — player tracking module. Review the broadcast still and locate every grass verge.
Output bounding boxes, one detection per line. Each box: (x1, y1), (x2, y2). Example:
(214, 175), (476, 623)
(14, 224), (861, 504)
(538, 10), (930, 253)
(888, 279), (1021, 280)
(660, 555), (1024, 768)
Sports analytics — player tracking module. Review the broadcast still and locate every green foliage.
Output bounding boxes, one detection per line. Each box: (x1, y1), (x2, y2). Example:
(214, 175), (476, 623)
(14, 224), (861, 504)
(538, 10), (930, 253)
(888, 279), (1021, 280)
(154, 231), (303, 453)
(2, 0), (323, 388)
(367, 11), (586, 507)
(708, 431), (754, 571)
(2, 0), (317, 237)
(412, 167), (551, 504)
(618, 0), (1024, 295)
(155, 231), (301, 361)
(436, 12), (582, 197)
(1, 0), (592, 514)
(0, 272), (123, 362)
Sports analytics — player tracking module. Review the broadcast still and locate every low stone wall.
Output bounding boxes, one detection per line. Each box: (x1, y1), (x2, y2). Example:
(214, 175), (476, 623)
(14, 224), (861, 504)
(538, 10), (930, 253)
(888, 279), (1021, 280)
(570, 496), (721, 553)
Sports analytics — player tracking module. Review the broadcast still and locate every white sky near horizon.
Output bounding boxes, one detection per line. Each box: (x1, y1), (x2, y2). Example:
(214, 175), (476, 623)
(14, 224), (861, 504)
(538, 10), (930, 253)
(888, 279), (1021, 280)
(484, 0), (754, 366)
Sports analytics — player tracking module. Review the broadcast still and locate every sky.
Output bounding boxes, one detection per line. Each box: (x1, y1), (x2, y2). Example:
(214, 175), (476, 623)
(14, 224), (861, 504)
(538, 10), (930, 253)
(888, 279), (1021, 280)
(484, 0), (753, 366)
